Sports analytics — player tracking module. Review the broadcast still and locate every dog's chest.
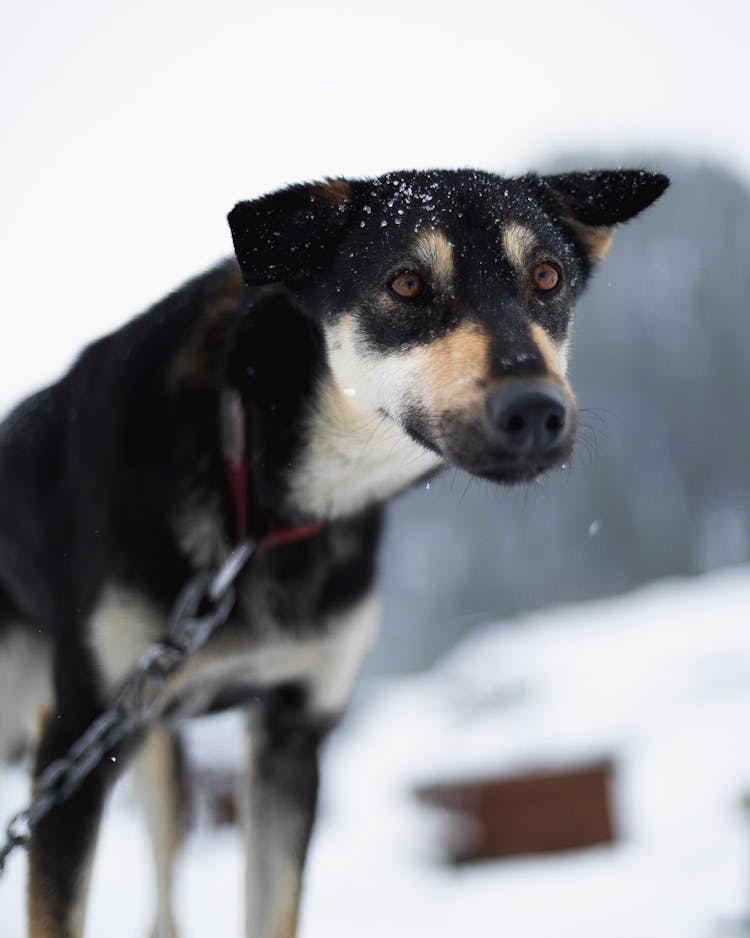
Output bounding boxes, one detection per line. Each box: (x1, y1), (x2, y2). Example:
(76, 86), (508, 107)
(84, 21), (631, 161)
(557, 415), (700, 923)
(286, 377), (443, 519)
(89, 537), (378, 719)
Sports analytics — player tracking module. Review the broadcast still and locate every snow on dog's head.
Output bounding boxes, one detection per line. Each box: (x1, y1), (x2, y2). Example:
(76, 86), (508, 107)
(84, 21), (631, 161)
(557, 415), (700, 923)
(229, 168), (668, 489)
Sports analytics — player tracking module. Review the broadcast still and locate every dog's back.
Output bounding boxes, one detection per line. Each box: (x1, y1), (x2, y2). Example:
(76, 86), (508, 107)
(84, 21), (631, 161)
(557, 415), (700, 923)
(0, 384), (69, 760)
(0, 261), (249, 760)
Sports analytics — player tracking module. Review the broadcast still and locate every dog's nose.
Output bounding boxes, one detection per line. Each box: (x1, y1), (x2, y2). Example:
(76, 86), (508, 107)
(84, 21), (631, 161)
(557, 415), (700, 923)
(486, 383), (568, 455)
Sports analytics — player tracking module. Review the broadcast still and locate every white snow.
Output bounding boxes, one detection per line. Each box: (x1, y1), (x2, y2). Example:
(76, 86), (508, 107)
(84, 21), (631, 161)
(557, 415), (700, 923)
(2, 565), (750, 936)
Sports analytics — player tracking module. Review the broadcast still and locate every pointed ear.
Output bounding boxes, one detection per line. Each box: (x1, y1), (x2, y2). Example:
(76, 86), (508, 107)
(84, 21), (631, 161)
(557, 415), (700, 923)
(227, 178), (354, 285)
(541, 169), (669, 262)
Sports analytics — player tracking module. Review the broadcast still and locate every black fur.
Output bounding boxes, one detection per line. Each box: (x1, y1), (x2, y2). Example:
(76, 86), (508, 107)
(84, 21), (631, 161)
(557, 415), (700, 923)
(0, 166), (667, 937)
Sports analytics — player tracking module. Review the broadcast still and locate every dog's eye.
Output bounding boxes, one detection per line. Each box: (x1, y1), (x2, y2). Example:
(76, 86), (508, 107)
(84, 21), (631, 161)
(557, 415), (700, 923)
(390, 271), (425, 299)
(532, 262), (560, 293)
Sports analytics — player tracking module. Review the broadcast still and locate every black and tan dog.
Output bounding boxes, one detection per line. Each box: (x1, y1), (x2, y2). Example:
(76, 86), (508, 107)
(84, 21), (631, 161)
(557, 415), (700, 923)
(0, 167), (667, 936)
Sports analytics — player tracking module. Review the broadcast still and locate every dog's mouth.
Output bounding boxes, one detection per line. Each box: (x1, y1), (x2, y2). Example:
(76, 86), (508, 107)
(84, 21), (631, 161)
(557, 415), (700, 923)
(405, 430), (572, 486)
(470, 452), (571, 485)
(403, 403), (575, 486)
(402, 420), (443, 458)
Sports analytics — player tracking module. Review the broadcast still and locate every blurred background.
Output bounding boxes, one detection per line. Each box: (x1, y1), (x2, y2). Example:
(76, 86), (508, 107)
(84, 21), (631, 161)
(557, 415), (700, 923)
(2, 1), (750, 935)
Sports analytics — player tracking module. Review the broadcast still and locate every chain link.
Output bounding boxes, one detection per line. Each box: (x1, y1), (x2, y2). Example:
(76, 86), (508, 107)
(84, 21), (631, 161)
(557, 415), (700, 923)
(0, 539), (254, 876)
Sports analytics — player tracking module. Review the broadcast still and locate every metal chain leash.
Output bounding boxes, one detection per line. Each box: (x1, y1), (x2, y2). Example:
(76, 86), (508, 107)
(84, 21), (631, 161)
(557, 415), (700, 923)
(0, 539), (255, 876)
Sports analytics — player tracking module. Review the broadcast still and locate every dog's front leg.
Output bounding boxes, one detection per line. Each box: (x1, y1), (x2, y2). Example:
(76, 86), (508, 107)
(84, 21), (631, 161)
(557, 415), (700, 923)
(241, 691), (333, 938)
(27, 706), (126, 938)
(134, 726), (189, 938)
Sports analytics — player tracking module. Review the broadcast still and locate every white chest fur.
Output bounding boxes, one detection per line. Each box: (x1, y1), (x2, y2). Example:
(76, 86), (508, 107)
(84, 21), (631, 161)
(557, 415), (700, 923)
(286, 375), (442, 520)
(88, 585), (379, 718)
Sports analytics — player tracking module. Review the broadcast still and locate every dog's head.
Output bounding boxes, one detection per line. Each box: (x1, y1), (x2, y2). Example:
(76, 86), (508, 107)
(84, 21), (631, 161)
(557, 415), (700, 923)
(228, 169), (667, 485)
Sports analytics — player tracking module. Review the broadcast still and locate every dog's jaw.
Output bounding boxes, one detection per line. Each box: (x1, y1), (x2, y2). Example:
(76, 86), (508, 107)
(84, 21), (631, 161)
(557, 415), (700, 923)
(285, 371), (442, 521)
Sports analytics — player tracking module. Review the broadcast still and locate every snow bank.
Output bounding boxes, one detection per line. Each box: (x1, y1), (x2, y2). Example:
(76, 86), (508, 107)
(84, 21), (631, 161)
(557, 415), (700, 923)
(2, 566), (750, 936)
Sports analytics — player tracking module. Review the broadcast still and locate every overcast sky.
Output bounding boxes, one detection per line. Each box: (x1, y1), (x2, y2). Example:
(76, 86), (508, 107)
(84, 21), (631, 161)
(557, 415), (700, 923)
(2, 0), (748, 408)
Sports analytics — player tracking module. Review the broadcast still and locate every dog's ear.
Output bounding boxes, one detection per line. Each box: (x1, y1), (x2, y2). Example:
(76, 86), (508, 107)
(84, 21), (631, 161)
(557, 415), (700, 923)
(541, 170), (669, 262)
(228, 178), (354, 285)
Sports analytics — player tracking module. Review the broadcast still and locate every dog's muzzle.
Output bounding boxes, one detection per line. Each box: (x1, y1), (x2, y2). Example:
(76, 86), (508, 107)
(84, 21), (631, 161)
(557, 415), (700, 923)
(485, 383), (569, 457)
(406, 379), (577, 484)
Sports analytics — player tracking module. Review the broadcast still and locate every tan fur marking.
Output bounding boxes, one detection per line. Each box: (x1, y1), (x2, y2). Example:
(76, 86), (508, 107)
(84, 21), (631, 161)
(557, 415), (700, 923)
(33, 704), (52, 748)
(28, 741), (59, 938)
(68, 859), (95, 938)
(419, 321), (492, 414)
(29, 856), (93, 938)
(529, 322), (567, 379)
(28, 710), (97, 938)
(28, 886), (58, 938)
(548, 192), (613, 263)
(135, 728), (185, 938)
(565, 217), (613, 262)
(414, 230), (454, 286)
(274, 888), (301, 938)
(502, 222), (537, 270)
(168, 262), (245, 390)
(311, 178), (352, 205)
(243, 713), (308, 938)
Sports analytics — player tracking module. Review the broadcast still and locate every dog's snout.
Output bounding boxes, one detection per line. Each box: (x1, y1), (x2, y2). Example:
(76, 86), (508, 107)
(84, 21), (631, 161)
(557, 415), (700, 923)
(486, 383), (568, 455)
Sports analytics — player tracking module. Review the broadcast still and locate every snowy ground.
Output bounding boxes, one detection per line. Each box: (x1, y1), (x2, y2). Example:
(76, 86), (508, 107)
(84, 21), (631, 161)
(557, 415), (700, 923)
(2, 565), (750, 936)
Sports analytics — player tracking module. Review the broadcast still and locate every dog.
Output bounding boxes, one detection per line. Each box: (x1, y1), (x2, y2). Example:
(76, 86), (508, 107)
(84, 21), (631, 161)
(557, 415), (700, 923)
(0, 167), (667, 937)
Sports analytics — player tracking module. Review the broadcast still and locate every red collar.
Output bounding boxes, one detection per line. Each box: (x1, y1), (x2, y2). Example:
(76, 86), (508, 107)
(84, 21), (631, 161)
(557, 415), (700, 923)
(219, 388), (322, 553)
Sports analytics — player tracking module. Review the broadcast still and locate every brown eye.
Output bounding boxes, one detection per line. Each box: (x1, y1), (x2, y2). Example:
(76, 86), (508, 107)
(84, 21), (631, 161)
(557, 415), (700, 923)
(390, 270), (425, 299)
(532, 262), (560, 292)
